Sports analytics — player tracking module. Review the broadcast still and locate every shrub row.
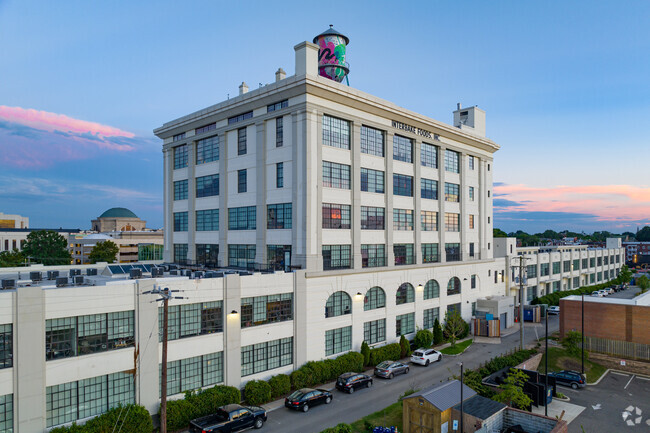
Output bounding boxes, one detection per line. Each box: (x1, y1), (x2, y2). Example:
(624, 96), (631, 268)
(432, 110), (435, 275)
(162, 385), (240, 432)
(368, 343), (401, 366)
(289, 352), (364, 390)
(268, 374), (291, 399)
(49, 404), (153, 433)
(531, 279), (619, 306)
(319, 423), (353, 433)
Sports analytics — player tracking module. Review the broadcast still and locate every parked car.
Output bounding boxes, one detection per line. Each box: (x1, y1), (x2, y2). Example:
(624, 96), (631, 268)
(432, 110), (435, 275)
(189, 403), (267, 432)
(548, 370), (586, 389)
(410, 348), (442, 366)
(547, 306), (560, 315)
(335, 372), (373, 393)
(284, 388), (332, 412)
(374, 360), (409, 379)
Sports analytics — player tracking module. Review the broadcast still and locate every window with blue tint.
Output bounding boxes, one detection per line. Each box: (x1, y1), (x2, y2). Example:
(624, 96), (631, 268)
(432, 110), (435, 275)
(364, 319), (386, 344)
(445, 243), (461, 262)
(322, 245), (352, 270)
(196, 136), (219, 164)
(396, 313), (415, 337)
(323, 161), (351, 189)
(469, 186), (475, 201)
(228, 111), (253, 125)
(422, 244), (439, 263)
(173, 212), (188, 231)
(361, 125), (384, 156)
(228, 206), (256, 230)
(444, 149), (460, 173)
(361, 244), (386, 268)
(196, 174), (219, 198)
(364, 287), (385, 311)
(325, 292), (352, 318)
(322, 115), (350, 149)
(238, 169), (247, 193)
(393, 174), (413, 197)
(267, 203), (292, 229)
(393, 209), (414, 230)
(228, 244), (256, 268)
(447, 277), (461, 295)
(173, 132), (185, 142)
(424, 279), (440, 299)
(174, 180), (188, 200)
(360, 168), (385, 193)
(445, 183), (460, 202)
(325, 326), (352, 356)
(360, 206), (385, 230)
(237, 128), (247, 155)
(196, 209), (219, 231)
(394, 244), (415, 265)
(0, 324), (12, 369)
(276, 162), (283, 188)
(174, 244), (188, 262)
(396, 283), (415, 304)
(421, 178), (438, 200)
(267, 100), (288, 112)
(423, 307), (439, 329)
(173, 144), (188, 169)
(421, 142), (438, 168)
(393, 135), (413, 163)
(241, 337), (292, 377)
(276, 118), (283, 147)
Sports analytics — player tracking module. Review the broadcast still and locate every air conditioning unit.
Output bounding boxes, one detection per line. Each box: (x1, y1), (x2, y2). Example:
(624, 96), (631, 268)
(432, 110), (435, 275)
(74, 276), (84, 285)
(129, 269), (142, 279)
(47, 270), (59, 280)
(194, 271), (204, 279)
(151, 268), (161, 278)
(1, 279), (16, 289)
(30, 271), (42, 282)
(56, 277), (68, 287)
(86, 268), (97, 276)
(169, 270), (178, 276)
(69, 269), (81, 277)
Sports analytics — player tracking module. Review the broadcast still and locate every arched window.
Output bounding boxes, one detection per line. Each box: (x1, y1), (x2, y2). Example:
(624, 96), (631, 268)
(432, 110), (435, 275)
(396, 283), (415, 305)
(424, 279), (440, 300)
(364, 287), (386, 311)
(447, 277), (461, 296)
(325, 291), (352, 318)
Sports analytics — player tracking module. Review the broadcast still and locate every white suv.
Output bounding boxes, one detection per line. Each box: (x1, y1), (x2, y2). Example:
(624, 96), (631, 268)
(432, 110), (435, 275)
(410, 348), (442, 366)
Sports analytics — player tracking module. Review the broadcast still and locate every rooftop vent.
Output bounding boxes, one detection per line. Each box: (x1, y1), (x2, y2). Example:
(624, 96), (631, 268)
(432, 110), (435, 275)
(275, 68), (286, 82)
(69, 269), (81, 277)
(129, 268), (142, 279)
(30, 271), (42, 282)
(239, 82), (249, 95)
(1, 279), (16, 290)
(47, 270), (59, 280)
(74, 275), (84, 285)
(86, 268), (98, 276)
(56, 277), (68, 287)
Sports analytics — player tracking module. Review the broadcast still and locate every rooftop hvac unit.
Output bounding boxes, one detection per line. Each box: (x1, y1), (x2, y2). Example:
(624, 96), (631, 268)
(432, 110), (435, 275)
(182, 269), (192, 277)
(74, 276), (84, 285)
(47, 270), (59, 280)
(129, 268), (142, 279)
(204, 271), (215, 279)
(150, 268), (160, 278)
(1, 279), (16, 289)
(194, 271), (204, 279)
(69, 269), (81, 277)
(86, 268), (97, 276)
(30, 271), (42, 282)
(169, 270), (178, 276)
(56, 277), (68, 287)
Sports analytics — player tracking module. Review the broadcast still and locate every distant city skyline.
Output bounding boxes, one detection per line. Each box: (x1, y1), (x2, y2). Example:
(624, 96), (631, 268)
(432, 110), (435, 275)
(1, 1), (648, 233)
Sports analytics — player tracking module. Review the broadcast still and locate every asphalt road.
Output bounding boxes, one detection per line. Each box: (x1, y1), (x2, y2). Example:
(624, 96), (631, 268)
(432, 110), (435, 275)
(261, 317), (559, 433)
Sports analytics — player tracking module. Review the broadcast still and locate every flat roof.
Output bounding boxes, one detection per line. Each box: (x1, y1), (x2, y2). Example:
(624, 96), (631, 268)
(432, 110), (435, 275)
(562, 292), (650, 307)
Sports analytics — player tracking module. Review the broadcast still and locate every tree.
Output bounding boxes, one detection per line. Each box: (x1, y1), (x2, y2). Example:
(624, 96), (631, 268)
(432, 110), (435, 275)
(21, 230), (72, 266)
(360, 341), (370, 366)
(433, 318), (444, 345)
(618, 265), (632, 284)
(493, 368), (533, 409)
(399, 335), (411, 358)
(413, 329), (433, 349)
(493, 228), (508, 238)
(443, 310), (466, 348)
(562, 330), (583, 357)
(0, 249), (25, 267)
(88, 240), (119, 264)
(621, 231), (636, 240)
(636, 275), (650, 294)
(636, 226), (650, 242)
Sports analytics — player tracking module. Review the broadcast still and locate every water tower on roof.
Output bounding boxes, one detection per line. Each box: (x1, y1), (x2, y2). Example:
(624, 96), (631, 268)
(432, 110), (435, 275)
(313, 25), (350, 84)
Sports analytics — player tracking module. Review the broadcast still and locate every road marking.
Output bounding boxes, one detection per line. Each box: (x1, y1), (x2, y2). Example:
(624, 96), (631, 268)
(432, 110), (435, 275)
(635, 375), (650, 381)
(624, 375), (635, 389)
(611, 371), (629, 377)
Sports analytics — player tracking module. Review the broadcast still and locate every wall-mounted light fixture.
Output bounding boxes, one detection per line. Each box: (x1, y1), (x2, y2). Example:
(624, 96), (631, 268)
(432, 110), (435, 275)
(416, 284), (424, 291)
(230, 310), (238, 315)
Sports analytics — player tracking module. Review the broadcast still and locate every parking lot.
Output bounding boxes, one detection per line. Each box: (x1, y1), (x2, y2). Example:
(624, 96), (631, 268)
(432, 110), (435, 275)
(605, 286), (641, 299)
(564, 371), (650, 432)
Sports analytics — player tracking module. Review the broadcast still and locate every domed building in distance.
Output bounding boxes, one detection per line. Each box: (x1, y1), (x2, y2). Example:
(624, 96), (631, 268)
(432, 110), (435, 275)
(91, 207), (147, 232)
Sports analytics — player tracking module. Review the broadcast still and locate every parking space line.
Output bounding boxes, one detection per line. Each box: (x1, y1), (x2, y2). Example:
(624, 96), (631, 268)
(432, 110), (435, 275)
(611, 371), (629, 377)
(624, 375), (635, 389)
(635, 376), (650, 381)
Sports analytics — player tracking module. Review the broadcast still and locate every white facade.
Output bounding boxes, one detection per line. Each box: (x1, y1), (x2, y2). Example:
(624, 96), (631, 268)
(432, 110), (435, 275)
(0, 213), (28, 229)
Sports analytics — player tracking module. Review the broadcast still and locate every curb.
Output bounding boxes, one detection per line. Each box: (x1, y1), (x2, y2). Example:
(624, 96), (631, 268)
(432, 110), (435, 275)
(438, 340), (474, 357)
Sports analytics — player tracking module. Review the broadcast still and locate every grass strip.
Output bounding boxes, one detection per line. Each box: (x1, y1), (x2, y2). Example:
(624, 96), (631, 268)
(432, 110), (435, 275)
(441, 339), (473, 355)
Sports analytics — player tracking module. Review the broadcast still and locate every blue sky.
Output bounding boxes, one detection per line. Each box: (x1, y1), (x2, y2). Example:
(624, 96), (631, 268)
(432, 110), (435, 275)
(1, 0), (648, 233)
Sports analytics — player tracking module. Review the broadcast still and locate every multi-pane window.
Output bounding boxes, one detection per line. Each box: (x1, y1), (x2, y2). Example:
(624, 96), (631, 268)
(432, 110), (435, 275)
(421, 178), (438, 200)
(563, 261), (571, 272)
(423, 308), (440, 329)
(160, 352), (224, 396)
(444, 149), (460, 173)
(267, 203), (292, 229)
(604, 256), (608, 265)
(573, 259), (580, 270)
(393, 135), (413, 163)
(445, 243), (461, 262)
(323, 245), (352, 270)
(364, 319), (386, 345)
(196, 136), (219, 164)
(526, 265), (537, 278)
(0, 394), (11, 432)
(237, 169), (247, 193)
(360, 125), (384, 156)
(159, 302), (223, 341)
(322, 115), (350, 149)
(590, 257), (595, 267)
(267, 245), (291, 269)
(421, 211), (438, 231)
(361, 244), (386, 268)
(573, 276), (580, 288)
(196, 244), (218, 264)
(471, 275), (477, 289)
(174, 212), (188, 232)
(597, 257), (602, 266)
(469, 215), (475, 229)
(361, 206), (385, 230)
(469, 242), (475, 258)
(424, 280), (440, 300)
(422, 244), (439, 263)
(229, 111), (253, 125)
(552, 262), (560, 274)
(325, 326), (352, 356)
(241, 337), (292, 377)
(394, 244), (415, 266)
(582, 258), (588, 268)
(228, 206), (256, 230)
(196, 209), (219, 231)
(276, 162), (284, 188)
(237, 128), (247, 155)
(468, 155), (475, 170)
(174, 244), (188, 262)
(360, 168), (385, 193)
(173, 144), (188, 169)
(276, 117), (283, 147)
(0, 324), (12, 369)
(445, 213), (460, 232)
(445, 183), (460, 202)
(396, 313), (415, 337)
(553, 281), (562, 291)
(469, 186), (475, 201)
(196, 174), (219, 198)
(393, 209), (414, 230)
(364, 287), (386, 311)
(421, 142), (438, 168)
(267, 100), (288, 112)
(322, 204), (351, 229)
(241, 294), (292, 327)
(195, 123), (216, 135)
(174, 180), (188, 200)
(396, 283), (415, 304)
(447, 277), (461, 295)
(590, 273), (595, 284)
(323, 161), (351, 189)
(540, 263), (550, 276)
(393, 174), (413, 197)
(228, 244), (256, 268)
(173, 132), (185, 142)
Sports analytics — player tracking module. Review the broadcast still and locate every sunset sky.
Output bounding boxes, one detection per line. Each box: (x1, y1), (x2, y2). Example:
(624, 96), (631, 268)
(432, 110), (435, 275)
(1, 0), (648, 233)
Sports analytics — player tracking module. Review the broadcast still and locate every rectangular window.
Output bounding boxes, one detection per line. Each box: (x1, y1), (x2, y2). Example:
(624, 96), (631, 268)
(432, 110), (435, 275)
(573, 259), (580, 270)
(471, 274), (477, 289)
(590, 257), (595, 267)
(421, 178), (438, 200)
(361, 244), (386, 268)
(241, 337), (293, 377)
(573, 276), (580, 288)
(393, 173), (414, 197)
(322, 204), (351, 229)
(597, 257), (602, 266)
(360, 125), (384, 156)
(445, 243), (461, 262)
(267, 203), (292, 229)
(364, 319), (386, 345)
(196, 209), (219, 231)
(421, 142), (438, 168)
(423, 308), (439, 330)
(0, 324), (11, 369)
(360, 168), (385, 193)
(540, 263), (549, 276)
(276, 117), (283, 147)
(196, 244), (219, 264)
(174, 180), (188, 200)
(196, 174), (219, 198)
(421, 211), (438, 231)
(173, 132), (185, 142)
(469, 242), (475, 257)
(322, 245), (352, 270)
(323, 161), (351, 189)
(394, 244), (415, 266)
(552, 262), (560, 274)
(469, 186), (475, 201)
(174, 244), (188, 263)
(173, 144), (188, 169)
(445, 213), (460, 232)
(445, 182), (460, 202)
(241, 294), (293, 328)
(237, 128), (247, 155)
(469, 215), (475, 229)
(360, 206), (385, 230)
(267, 245), (291, 269)
(196, 135), (219, 164)
(267, 99), (288, 112)
(237, 169), (247, 193)
(228, 244), (256, 268)
(468, 155), (475, 170)
(228, 111), (253, 125)
(582, 258), (588, 268)
(160, 352), (223, 397)
(228, 206), (256, 230)
(173, 212), (188, 232)
(325, 326), (352, 356)
(393, 135), (413, 163)
(444, 149), (460, 173)
(160, 302), (222, 341)
(322, 115), (350, 149)
(393, 209), (414, 231)
(195, 123), (216, 135)
(563, 261), (571, 272)
(422, 243), (439, 263)
(396, 313), (415, 337)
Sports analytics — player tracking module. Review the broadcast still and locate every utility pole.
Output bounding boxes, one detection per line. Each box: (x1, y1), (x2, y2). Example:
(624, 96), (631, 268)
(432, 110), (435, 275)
(545, 309), (549, 416)
(459, 362), (464, 433)
(581, 292), (585, 375)
(516, 255), (529, 351)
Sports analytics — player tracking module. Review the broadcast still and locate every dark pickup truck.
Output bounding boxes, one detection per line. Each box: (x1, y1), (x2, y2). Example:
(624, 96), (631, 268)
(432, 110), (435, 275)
(189, 403), (267, 432)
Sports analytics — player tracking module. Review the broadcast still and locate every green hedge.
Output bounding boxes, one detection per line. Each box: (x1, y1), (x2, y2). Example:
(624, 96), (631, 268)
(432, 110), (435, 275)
(368, 343), (401, 366)
(319, 423), (353, 433)
(290, 352), (364, 390)
(244, 380), (272, 406)
(49, 404), (153, 433)
(531, 279), (619, 306)
(161, 385), (240, 432)
(413, 329), (433, 349)
(268, 374), (291, 399)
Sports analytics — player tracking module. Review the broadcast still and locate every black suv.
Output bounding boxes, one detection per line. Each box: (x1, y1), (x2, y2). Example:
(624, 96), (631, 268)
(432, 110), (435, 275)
(548, 370), (586, 389)
(335, 372), (373, 393)
(189, 403), (267, 432)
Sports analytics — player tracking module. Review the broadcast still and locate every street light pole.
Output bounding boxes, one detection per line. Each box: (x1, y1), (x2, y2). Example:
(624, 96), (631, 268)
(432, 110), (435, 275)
(581, 292), (585, 375)
(545, 309), (548, 416)
(460, 362), (464, 433)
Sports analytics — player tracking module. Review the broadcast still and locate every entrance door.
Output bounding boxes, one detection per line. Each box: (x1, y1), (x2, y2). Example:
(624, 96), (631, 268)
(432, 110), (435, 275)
(500, 313), (507, 330)
(441, 421), (448, 433)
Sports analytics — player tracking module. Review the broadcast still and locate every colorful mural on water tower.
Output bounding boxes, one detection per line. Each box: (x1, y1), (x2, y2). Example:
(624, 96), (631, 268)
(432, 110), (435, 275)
(313, 25), (350, 84)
